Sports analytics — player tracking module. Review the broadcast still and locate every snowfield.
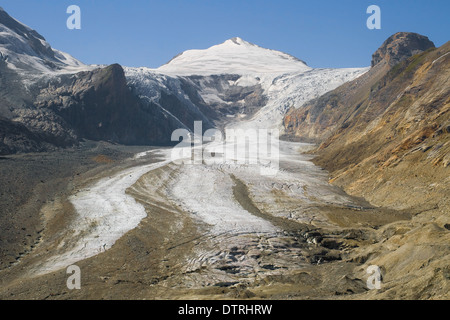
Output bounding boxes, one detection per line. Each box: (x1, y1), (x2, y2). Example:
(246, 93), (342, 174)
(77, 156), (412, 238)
(157, 37), (311, 76)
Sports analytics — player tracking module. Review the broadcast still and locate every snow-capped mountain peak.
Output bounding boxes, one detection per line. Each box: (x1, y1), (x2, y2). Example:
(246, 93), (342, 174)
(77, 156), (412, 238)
(0, 7), (88, 74)
(224, 37), (254, 46)
(156, 37), (311, 76)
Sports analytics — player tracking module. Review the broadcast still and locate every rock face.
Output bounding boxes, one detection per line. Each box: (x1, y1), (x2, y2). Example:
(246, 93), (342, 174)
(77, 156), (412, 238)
(156, 36), (310, 75)
(371, 32), (435, 67)
(1, 63), (187, 152)
(32, 64), (181, 146)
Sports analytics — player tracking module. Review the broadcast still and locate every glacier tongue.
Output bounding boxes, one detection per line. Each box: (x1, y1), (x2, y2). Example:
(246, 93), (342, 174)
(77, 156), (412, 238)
(239, 67), (370, 130)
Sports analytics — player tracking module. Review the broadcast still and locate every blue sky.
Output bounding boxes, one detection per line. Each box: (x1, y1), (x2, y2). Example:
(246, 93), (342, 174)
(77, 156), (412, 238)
(2, 0), (449, 68)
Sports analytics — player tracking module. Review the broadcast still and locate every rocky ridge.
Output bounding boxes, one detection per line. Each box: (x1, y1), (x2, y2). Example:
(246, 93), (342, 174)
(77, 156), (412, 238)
(371, 32), (435, 67)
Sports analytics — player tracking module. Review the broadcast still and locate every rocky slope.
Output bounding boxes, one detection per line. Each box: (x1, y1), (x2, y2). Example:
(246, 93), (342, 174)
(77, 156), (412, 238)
(284, 33), (448, 207)
(283, 32), (436, 143)
(284, 33), (450, 299)
(31, 64), (182, 146)
(0, 116), (47, 154)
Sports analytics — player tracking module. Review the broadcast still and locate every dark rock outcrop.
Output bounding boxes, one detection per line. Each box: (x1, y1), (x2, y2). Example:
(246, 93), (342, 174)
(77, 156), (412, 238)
(0, 117), (46, 154)
(32, 64), (180, 146)
(371, 32), (435, 67)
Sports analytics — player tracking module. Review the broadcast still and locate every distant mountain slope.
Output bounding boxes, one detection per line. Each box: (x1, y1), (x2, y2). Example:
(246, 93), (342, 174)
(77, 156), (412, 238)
(0, 7), (85, 74)
(0, 8), (193, 153)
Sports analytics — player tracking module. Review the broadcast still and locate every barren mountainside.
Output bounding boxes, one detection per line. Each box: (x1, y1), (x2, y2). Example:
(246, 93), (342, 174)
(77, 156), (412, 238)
(284, 34), (450, 299)
(284, 34), (449, 208)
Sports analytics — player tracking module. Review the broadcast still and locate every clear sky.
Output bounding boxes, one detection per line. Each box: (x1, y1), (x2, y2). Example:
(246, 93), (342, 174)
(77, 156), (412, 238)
(1, 0), (449, 68)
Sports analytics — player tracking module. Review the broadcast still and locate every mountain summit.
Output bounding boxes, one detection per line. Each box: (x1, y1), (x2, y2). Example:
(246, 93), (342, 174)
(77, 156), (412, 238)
(157, 37), (311, 75)
(0, 7), (85, 73)
(371, 32), (435, 67)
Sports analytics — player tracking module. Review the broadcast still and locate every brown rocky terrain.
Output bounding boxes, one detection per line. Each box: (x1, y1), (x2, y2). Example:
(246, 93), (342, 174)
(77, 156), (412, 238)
(284, 33), (450, 299)
(371, 32), (435, 67)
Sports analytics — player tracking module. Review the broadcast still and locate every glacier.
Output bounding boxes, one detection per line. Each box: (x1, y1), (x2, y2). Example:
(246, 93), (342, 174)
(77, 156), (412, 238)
(30, 37), (369, 276)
